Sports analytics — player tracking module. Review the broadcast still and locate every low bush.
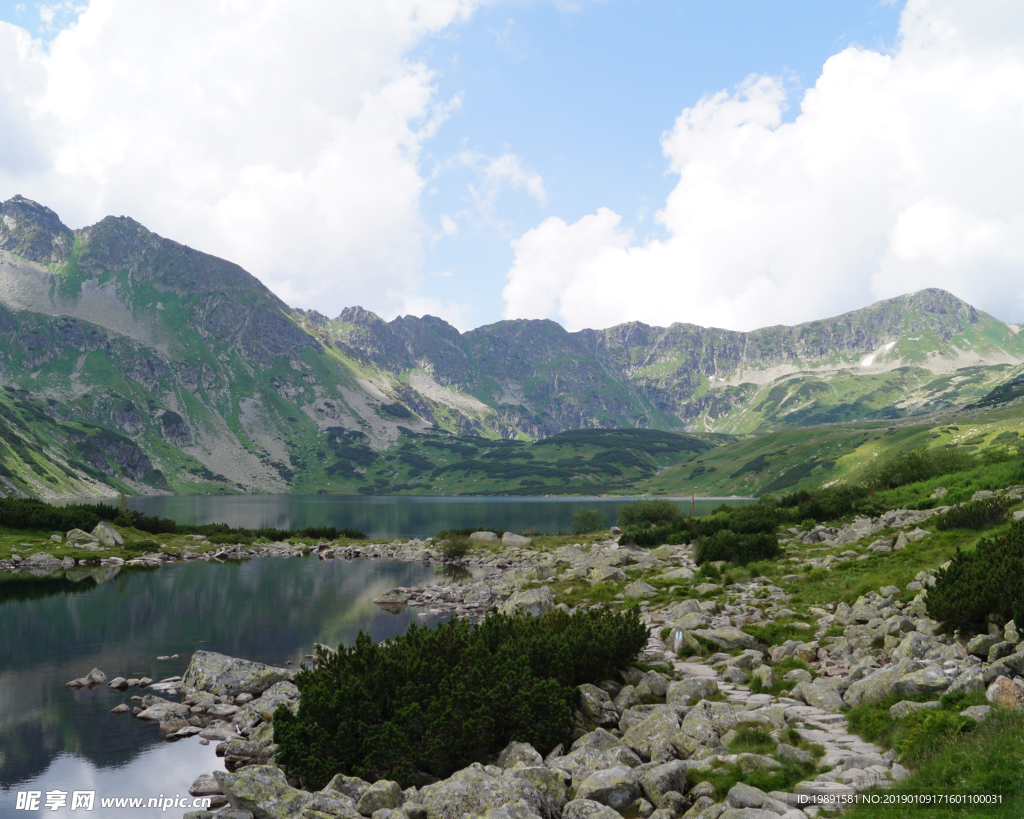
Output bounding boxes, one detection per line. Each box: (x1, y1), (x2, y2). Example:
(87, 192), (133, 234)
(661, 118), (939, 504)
(572, 508), (606, 534)
(439, 535), (470, 560)
(927, 521), (1024, 633)
(694, 530), (779, 566)
(121, 539), (159, 552)
(616, 499), (683, 528)
(868, 447), (978, 491)
(274, 607), (648, 787)
(935, 496), (1012, 531)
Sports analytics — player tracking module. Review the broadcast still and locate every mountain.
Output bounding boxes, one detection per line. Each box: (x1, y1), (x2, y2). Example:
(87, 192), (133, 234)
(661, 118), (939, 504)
(1, 194), (1023, 498)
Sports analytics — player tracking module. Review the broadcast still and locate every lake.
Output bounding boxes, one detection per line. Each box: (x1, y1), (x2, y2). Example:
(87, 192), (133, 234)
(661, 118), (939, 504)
(125, 494), (755, 539)
(0, 555), (463, 818)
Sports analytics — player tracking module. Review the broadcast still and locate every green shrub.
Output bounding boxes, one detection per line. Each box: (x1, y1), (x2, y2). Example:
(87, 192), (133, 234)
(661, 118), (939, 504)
(935, 496), (1012, 530)
(927, 522), (1024, 633)
(273, 607), (648, 787)
(616, 500), (683, 528)
(572, 508), (606, 534)
(439, 535), (470, 560)
(868, 447), (977, 491)
(122, 539), (158, 552)
(619, 523), (678, 547)
(694, 530), (779, 566)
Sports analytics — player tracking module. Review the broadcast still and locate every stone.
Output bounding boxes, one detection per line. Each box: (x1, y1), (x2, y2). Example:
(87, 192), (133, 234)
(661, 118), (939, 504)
(560, 799), (621, 819)
(498, 587), (554, 618)
(889, 700), (941, 719)
(92, 521), (125, 547)
(182, 651), (295, 696)
(966, 633), (1000, 658)
(509, 767), (569, 815)
(775, 744), (813, 765)
(677, 710), (716, 745)
(960, 705), (992, 721)
(622, 707), (681, 761)
(577, 685), (620, 726)
(214, 765), (312, 819)
(722, 667), (749, 684)
(462, 799), (543, 819)
(624, 580), (658, 599)
(66, 528), (99, 545)
(416, 763), (546, 819)
(110, 703), (130, 714)
(574, 767), (641, 811)
(189, 774), (224, 798)
(725, 782), (787, 813)
(667, 678), (719, 706)
(843, 660), (950, 707)
(356, 781), (404, 816)
(589, 566), (627, 585)
(108, 676), (129, 689)
(673, 612), (708, 631)
(791, 681), (844, 713)
(498, 742), (543, 769)
(637, 761), (688, 805)
(698, 628), (768, 653)
(986, 676), (1024, 710)
(326, 775), (371, 803)
(668, 628), (702, 655)
(469, 532), (498, 542)
(782, 669), (812, 685)
(502, 533), (533, 547)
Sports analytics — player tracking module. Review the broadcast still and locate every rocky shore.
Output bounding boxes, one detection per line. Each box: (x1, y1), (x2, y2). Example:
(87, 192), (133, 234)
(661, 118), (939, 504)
(49, 489), (1024, 819)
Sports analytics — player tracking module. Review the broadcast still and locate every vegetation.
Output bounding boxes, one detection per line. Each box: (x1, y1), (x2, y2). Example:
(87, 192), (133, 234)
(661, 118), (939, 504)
(0, 497), (365, 542)
(571, 508), (606, 534)
(935, 496), (1012, 531)
(438, 535), (470, 560)
(273, 607), (648, 788)
(927, 522), (1024, 633)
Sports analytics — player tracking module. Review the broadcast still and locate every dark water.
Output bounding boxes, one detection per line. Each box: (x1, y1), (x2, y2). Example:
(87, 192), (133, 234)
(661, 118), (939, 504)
(0, 556), (461, 818)
(126, 494), (755, 538)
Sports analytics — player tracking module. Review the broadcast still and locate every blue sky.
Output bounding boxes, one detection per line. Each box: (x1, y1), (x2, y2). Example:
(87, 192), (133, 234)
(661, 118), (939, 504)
(2, 1), (1023, 332)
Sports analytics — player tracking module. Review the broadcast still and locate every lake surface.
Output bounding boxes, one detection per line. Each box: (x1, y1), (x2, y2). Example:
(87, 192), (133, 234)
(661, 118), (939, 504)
(127, 494), (755, 539)
(0, 556), (463, 818)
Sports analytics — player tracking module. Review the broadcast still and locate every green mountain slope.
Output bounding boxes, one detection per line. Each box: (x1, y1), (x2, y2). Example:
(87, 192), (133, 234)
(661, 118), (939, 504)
(2, 194), (1024, 497)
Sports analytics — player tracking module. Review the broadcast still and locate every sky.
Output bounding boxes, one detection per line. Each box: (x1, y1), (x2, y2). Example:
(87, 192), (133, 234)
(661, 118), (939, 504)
(1, 1), (1023, 333)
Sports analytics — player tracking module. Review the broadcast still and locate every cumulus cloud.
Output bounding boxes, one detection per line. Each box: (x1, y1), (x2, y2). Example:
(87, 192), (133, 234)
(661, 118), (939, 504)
(503, 0), (1024, 331)
(0, 0), (479, 318)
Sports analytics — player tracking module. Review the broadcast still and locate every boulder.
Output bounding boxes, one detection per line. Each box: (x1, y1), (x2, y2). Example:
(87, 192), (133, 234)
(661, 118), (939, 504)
(577, 685), (619, 726)
(470, 532), (498, 542)
(508, 767), (569, 815)
(775, 744), (813, 765)
(214, 765), (312, 819)
(499, 588), (555, 618)
(325, 775), (371, 803)
(92, 521), (125, 547)
(502, 533), (533, 548)
(66, 528), (98, 545)
(791, 681), (844, 714)
(621, 707), (681, 761)
(667, 678), (718, 706)
(560, 800), (621, 819)
(463, 800), (543, 819)
(574, 767), (641, 811)
(672, 613), (708, 631)
(498, 742), (543, 769)
(636, 761), (687, 805)
(842, 660), (950, 707)
(697, 628), (768, 653)
(986, 676), (1024, 710)
(624, 580), (658, 599)
(356, 781), (403, 816)
(725, 782), (788, 814)
(588, 567), (626, 585)
(889, 700), (940, 720)
(416, 763), (546, 819)
(182, 651), (295, 696)
(751, 666), (774, 691)
(22, 552), (62, 567)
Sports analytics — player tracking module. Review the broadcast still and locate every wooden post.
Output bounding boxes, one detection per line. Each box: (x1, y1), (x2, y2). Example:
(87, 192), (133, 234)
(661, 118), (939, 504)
(691, 493), (695, 518)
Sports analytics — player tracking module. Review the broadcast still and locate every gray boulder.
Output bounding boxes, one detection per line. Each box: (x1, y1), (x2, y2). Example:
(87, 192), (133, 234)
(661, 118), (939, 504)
(621, 707), (681, 761)
(356, 781), (403, 816)
(470, 532), (498, 543)
(697, 628), (768, 653)
(560, 800), (621, 819)
(463, 800), (543, 819)
(574, 767), (641, 811)
(416, 764), (546, 819)
(182, 650), (295, 696)
(667, 678), (718, 706)
(502, 533), (533, 547)
(577, 685), (619, 725)
(66, 528), (98, 545)
(791, 681), (844, 713)
(214, 765), (312, 819)
(843, 660), (949, 707)
(92, 521), (124, 547)
(637, 761), (687, 805)
(499, 588), (554, 618)
(624, 581), (658, 599)
(498, 742), (543, 769)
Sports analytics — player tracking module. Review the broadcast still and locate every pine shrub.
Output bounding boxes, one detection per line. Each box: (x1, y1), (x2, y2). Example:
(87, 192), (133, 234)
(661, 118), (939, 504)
(273, 607), (648, 788)
(928, 521), (1024, 633)
(935, 496), (1012, 531)
(694, 529), (779, 566)
(572, 508), (606, 534)
(616, 499), (683, 528)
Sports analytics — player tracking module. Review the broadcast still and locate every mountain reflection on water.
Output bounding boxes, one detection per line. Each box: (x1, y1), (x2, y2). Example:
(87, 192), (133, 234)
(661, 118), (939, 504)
(0, 556), (455, 817)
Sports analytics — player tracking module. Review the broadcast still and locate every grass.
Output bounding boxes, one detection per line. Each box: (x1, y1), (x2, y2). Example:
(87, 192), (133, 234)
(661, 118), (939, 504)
(844, 710), (1024, 819)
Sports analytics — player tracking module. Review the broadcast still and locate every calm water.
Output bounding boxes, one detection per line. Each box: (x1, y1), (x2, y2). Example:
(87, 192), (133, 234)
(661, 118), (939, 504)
(0, 556), (460, 818)
(126, 494), (755, 538)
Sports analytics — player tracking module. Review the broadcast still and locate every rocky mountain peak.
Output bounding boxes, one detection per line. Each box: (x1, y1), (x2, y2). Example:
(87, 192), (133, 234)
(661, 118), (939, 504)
(0, 195), (74, 266)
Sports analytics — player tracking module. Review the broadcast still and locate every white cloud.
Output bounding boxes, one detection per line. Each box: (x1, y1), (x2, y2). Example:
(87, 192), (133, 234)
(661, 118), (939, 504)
(503, 0), (1024, 331)
(0, 0), (480, 319)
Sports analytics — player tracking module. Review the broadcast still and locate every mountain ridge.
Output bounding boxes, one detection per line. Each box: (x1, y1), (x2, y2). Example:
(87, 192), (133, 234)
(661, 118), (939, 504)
(1, 195), (1022, 498)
